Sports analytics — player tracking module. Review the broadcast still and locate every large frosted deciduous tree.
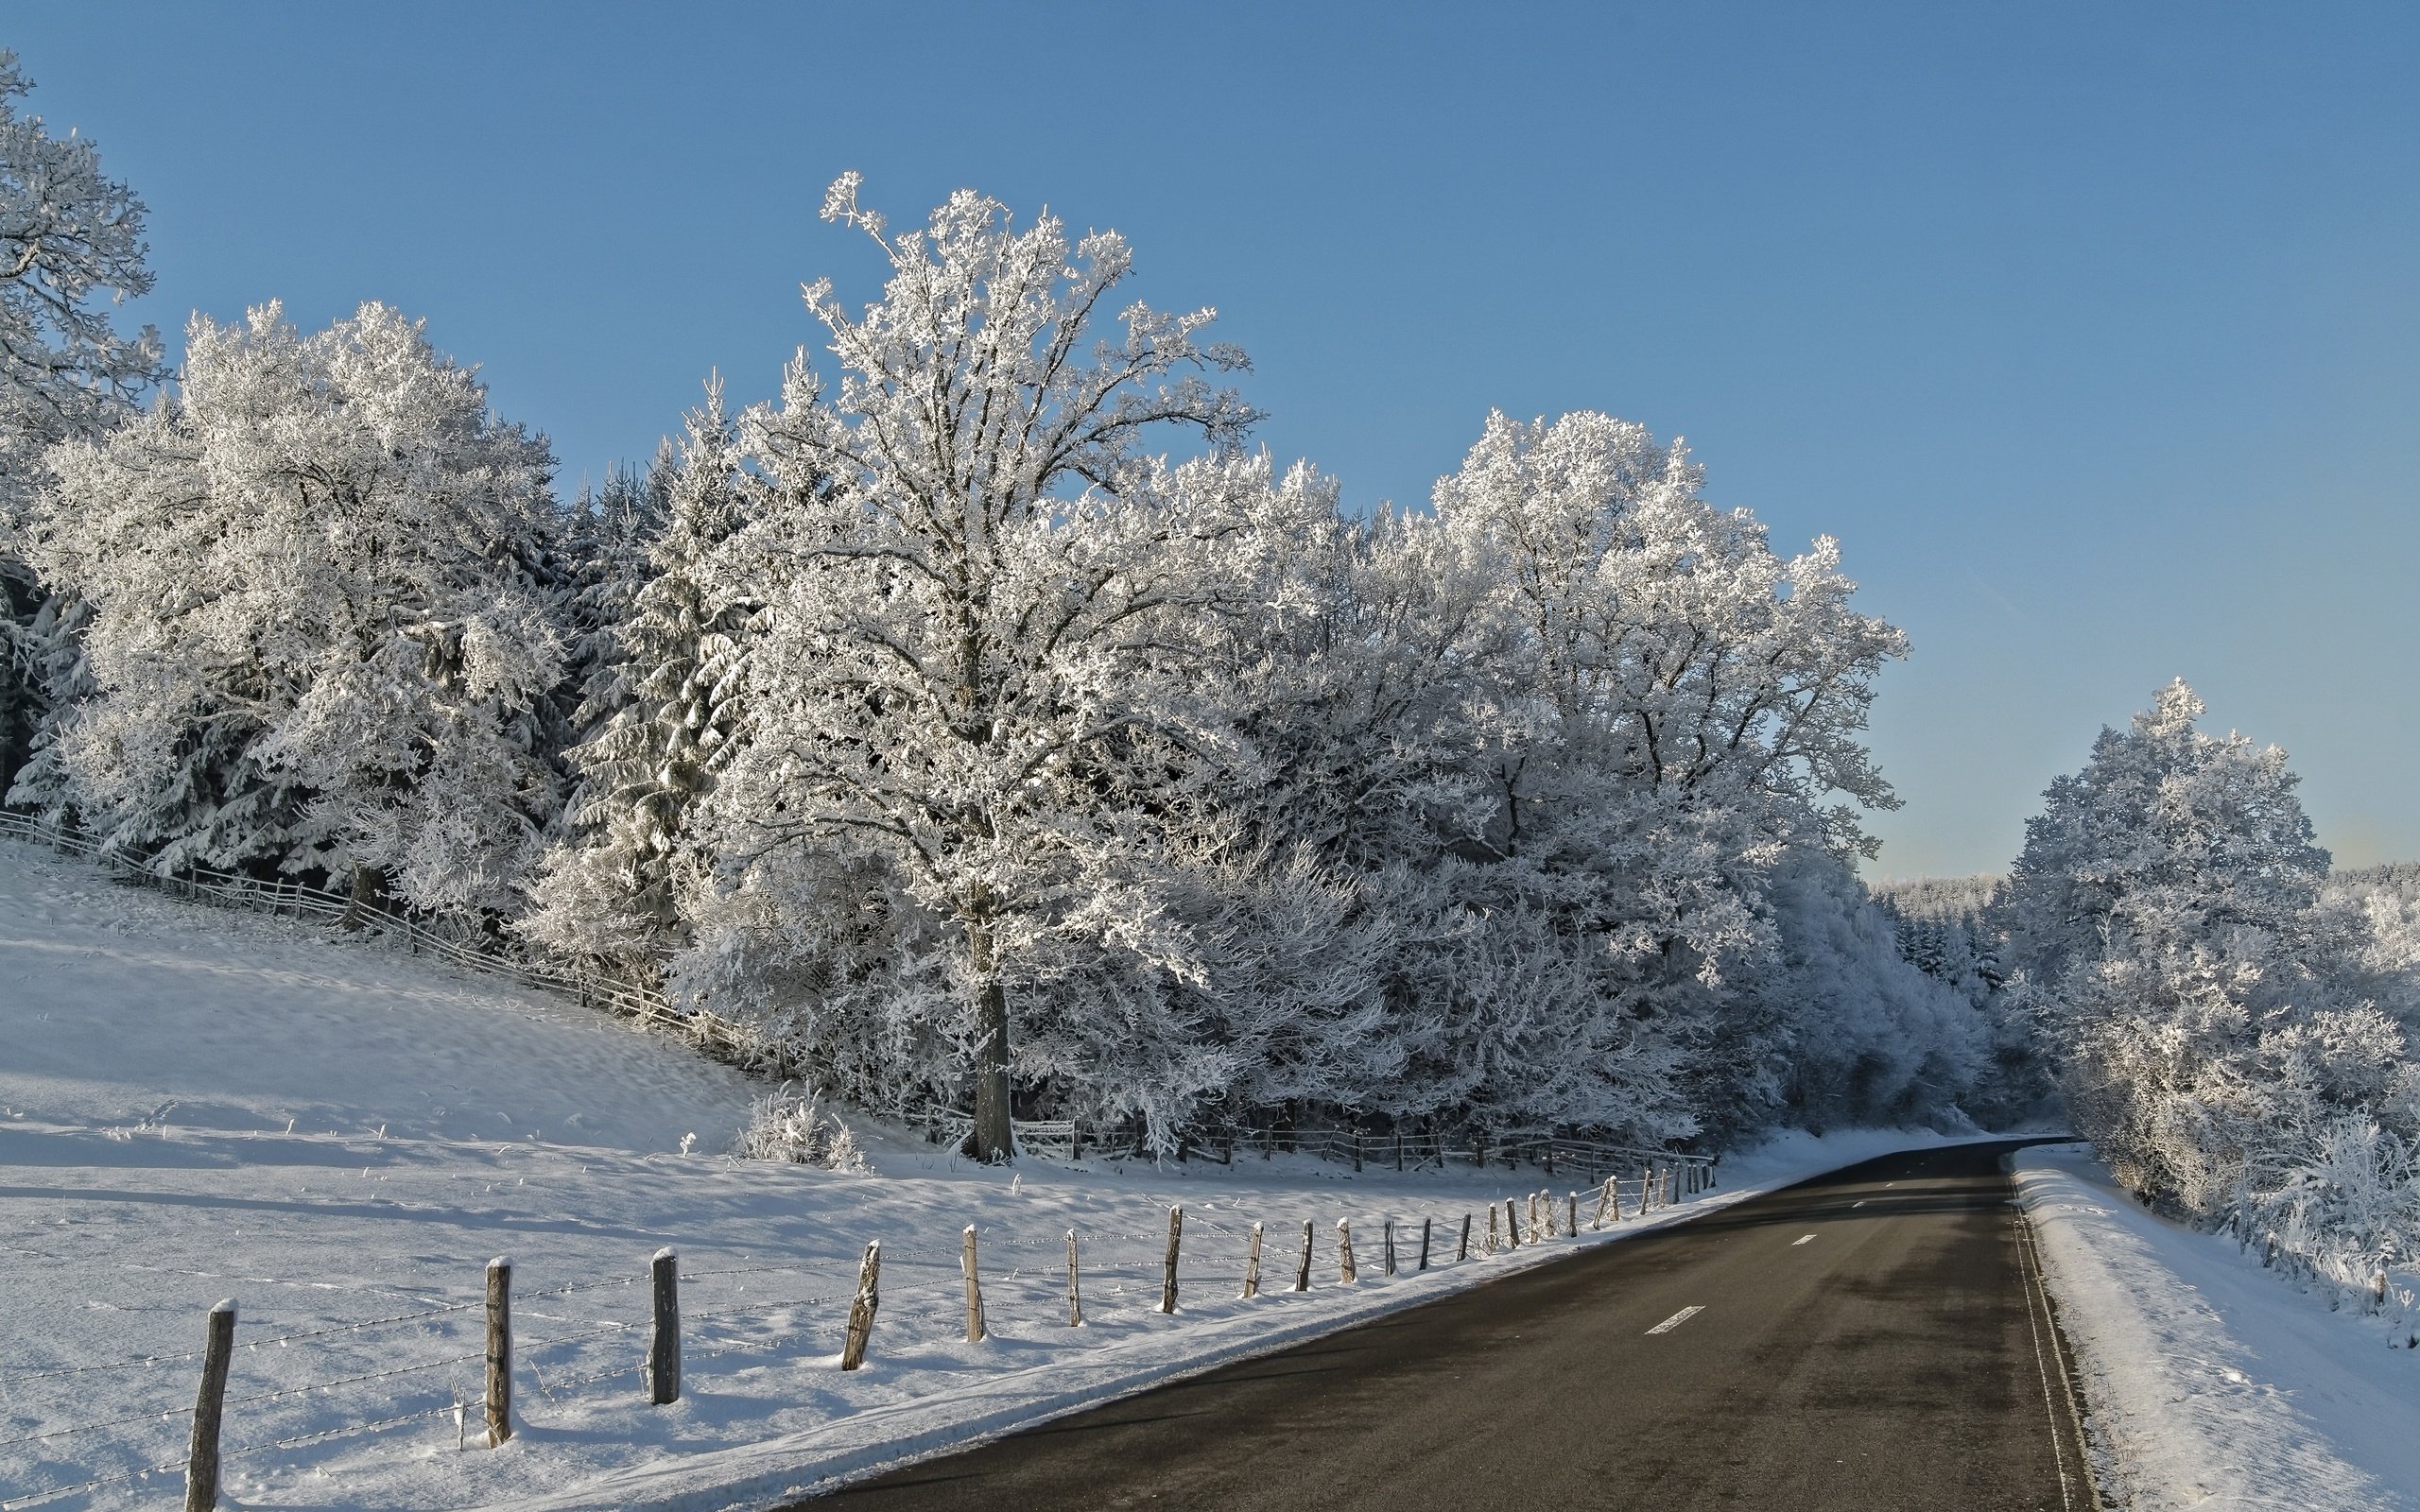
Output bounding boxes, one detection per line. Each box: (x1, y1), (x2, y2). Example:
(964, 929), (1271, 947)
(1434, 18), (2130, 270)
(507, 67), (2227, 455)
(2001, 680), (2419, 1250)
(0, 49), (163, 788)
(706, 174), (1267, 1160)
(28, 301), (564, 914)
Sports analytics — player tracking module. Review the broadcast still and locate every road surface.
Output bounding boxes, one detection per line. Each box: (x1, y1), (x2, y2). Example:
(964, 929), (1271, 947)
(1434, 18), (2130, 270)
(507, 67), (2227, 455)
(799, 1139), (2096, 1511)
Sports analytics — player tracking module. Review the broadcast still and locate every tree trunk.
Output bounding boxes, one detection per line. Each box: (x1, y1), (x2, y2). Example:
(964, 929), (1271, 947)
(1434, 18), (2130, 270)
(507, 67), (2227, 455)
(968, 916), (1013, 1163)
(339, 863), (389, 932)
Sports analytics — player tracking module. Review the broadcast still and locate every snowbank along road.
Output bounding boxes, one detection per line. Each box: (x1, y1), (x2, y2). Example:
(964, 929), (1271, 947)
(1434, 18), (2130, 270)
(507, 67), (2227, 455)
(802, 1139), (2095, 1511)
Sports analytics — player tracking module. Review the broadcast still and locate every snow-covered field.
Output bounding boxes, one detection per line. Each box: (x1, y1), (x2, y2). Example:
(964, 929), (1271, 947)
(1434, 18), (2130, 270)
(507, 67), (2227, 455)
(2015, 1145), (2420, 1512)
(0, 836), (1973, 1511)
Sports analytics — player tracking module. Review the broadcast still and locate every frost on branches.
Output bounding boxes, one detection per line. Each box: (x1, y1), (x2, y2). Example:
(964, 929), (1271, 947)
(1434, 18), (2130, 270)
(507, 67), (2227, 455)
(2000, 680), (2420, 1289)
(26, 302), (565, 915)
(0, 50), (163, 794)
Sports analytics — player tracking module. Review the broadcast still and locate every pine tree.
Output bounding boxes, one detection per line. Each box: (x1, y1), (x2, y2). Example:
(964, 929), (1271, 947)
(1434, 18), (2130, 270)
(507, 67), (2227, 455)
(527, 381), (757, 969)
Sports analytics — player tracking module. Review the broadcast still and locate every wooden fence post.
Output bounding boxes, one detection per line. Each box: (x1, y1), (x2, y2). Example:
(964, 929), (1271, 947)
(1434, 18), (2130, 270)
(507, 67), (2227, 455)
(1383, 1219), (1397, 1276)
(484, 1257), (512, 1447)
(1066, 1229), (1083, 1326)
(1394, 1131), (1405, 1171)
(1639, 1166), (1652, 1213)
(1295, 1220), (1315, 1291)
(962, 1226), (987, 1343)
(1418, 1216), (1433, 1271)
(1338, 1219), (1357, 1283)
(1504, 1198), (1521, 1248)
(1352, 1131), (1363, 1173)
(1486, 1205), (1499, 1255)
(1161, 1207), (1183, 1314)
(1545, 1143), (1555, 1178)
(840, 1241), (881, 1369)
(1528, 1192), (1542, 1241)
(2375, 1272), (2390, 1311)
(183, 1299), (235, 1512)
(646, 1247), (680, 1405)
(1458, 1211), (1472, 1262)
(1243, 1221), (1264, 1298)
(1594, 1177), (1613, 1230)
(1567, 1192), (1578, 1236)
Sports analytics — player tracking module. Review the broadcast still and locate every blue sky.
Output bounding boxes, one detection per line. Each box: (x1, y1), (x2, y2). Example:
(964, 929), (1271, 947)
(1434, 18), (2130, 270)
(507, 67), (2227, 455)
(12, 3), (2416, 876)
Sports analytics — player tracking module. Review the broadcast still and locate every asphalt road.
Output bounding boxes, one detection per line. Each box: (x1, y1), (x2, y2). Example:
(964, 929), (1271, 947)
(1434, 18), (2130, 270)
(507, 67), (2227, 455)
(798, 1139), (2096, 1512)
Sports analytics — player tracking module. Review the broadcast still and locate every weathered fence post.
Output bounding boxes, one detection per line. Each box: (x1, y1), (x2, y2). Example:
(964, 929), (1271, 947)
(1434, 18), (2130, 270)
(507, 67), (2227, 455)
(1639, 1165), (1653, 1213)
(2376, 1272), (2390, 1312)
(1529, 1192), (1543, 1242)
(1161, 1206), (1184, 1314)
(1567, 1192), (1578, 1236)
(183, 1299), (235, 1512)
(1458, 1211), (1472, 1262)
(840, 1241), (881, 1369)
(1295, 1220), (1316, 1292)
(962, 1226), (987, 1343)
(485, 1257), (512, 1446)
(1419, 1216), (1433, 1271)
(1545, 1143), (1555, 1178)
(1394, 1131), (1405, 1172)
(1383, 1219), (1397, 1276)
(1244, 1221), (1264, 1298)
(1352, 1131), (1363, 1173)
(1594, 1177), (1613, 1230)
(1486, 1205), (1500, 1255)
(1066, 1229), (1083, 1326)
(1338, 1219), (1357, 1283)
(646, 1247), (680, 1404)
(1504, 1198), (1521, 1248)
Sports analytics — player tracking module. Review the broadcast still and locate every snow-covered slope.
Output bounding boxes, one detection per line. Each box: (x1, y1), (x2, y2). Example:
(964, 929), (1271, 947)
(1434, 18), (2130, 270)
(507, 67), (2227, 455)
(2016, 1145), (2420, 1512)
(0, 837), (1975, 1511)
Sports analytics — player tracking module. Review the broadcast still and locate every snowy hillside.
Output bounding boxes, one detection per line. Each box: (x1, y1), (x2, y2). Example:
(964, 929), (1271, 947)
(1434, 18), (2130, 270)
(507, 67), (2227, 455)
(0, 839), (1951, 1511)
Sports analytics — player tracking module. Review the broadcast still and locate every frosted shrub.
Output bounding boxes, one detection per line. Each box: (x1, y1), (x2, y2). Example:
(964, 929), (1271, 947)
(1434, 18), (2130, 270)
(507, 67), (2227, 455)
(734, 1084), (866, 1172)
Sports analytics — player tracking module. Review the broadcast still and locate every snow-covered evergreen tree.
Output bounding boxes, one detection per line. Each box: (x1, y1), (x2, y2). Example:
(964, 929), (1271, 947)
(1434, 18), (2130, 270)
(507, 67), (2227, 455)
(26, 301), (564, 915)
(0, 50), (163, 793)
(527, 381), (757, 969)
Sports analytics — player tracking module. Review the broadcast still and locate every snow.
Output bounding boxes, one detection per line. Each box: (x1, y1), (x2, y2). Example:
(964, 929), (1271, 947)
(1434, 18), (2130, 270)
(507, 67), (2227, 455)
(0, 837), (1983, 1511)
(2014, 1143), (2420, 1512)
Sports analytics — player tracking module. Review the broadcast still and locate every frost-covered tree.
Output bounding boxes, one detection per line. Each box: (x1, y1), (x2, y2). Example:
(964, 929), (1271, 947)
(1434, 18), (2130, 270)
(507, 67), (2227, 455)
(0, 50), (163, 790)
(2001, 680), (2420, 1261)
(527, 381), (758, 969)
(26, 301), (563, 914)
(699, 175), (1268, 1160)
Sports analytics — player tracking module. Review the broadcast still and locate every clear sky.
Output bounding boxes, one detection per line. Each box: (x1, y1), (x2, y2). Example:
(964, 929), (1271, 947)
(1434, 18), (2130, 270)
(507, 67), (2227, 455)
(10, 3), (2416, 877)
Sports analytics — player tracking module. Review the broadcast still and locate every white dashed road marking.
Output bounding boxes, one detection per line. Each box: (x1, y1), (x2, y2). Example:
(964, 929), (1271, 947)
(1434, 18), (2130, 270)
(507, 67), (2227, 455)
(1791, 1234), (1816, 1246)
(1646, 1306), (1703, 1335)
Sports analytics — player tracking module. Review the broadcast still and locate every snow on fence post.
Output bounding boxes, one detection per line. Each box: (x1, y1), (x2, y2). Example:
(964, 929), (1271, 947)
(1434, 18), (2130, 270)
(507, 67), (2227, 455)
(484, 1257), (512, 1447)
(1528, 1192), (1542, 1242)
(646, 1247), (680, 1405)
(1337, 1219), (1357, 1284)
(840, 1241), (881, 1369)
(1160, 1207), (1183, 1314)
(1294, 1221), (1315, 1292)
(1383, 1219), (1397, 1276)
(1243, 1222), (1264, 1298)
(1419, 1216), (1433, 1271)
(182, 1298), (235, 1512)
(961, 1226), (987, 1343)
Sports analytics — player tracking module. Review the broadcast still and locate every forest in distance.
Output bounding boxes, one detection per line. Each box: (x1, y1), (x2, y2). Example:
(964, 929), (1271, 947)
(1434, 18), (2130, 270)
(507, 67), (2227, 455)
(2, 47), (2416, 1291)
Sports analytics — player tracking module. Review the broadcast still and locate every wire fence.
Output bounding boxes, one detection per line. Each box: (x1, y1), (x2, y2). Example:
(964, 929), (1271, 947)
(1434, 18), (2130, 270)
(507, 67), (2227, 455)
(0, 1166), (1714, 1510)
